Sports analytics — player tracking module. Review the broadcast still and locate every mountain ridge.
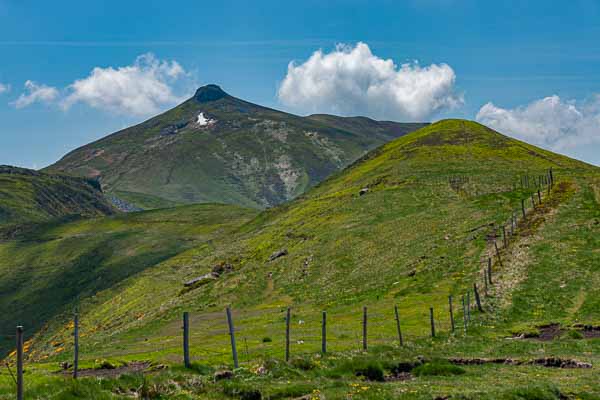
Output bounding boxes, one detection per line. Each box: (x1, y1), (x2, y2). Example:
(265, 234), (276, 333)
(0, 165), (116, 228)
(46, 85), (427, 209)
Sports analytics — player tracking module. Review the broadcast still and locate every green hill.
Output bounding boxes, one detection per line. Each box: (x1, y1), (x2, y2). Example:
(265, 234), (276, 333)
(0, 203), (258, 357)
(2, 120), (599, 398)
(46, 85), (426, 209)
(0, 165), (115, 228)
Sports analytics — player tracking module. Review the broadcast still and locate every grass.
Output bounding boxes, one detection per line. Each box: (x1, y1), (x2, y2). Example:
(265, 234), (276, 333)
(0, 203), (258, 356)
(412, 359), (465, 376)
(1, 119), (599, 398)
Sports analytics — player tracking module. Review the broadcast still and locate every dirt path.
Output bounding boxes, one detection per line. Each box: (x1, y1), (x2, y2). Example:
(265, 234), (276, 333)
(489, 181), (574, 310)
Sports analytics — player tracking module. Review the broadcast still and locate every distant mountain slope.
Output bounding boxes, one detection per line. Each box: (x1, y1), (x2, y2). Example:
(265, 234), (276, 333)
(46, 85), (427, 209)
(0, 165), (115, 226)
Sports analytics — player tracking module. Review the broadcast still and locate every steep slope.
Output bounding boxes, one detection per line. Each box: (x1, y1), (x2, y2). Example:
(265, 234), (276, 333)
(3, 120), (599, 397)
(0, 165), (115, 227)
(0, 203), (258, 356)
(46, 85), (426, 209)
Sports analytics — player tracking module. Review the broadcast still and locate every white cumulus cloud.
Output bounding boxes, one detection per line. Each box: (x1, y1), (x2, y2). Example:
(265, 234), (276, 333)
(0, 83), (10, 94)
(277, 42), (463, 121)
(12, 80), (59, 108)
(61, 53), (189, 116)
(476, 95), (600, 151)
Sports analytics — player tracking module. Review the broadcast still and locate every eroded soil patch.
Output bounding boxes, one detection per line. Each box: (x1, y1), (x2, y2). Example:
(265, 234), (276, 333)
(579, 325), (600, 338)
(61, 361), (151, 378)
(449, 357), (591, 369)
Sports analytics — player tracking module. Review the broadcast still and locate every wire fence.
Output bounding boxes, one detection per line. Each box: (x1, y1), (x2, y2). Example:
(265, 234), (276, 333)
(0, 169), (558, 399)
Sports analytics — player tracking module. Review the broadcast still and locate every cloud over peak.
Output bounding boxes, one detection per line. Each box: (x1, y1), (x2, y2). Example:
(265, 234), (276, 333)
(13, 80), (59, 108)
(61, 53), (188, 116)
(12, 53), (193, 116)
(278, 42), (463, 121)
(476, 95), (600, 151)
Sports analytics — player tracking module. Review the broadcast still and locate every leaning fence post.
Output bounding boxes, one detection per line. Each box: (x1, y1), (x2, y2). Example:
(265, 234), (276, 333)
(321, 311), (327, 354)
(537, 189), (542, 204)
(473, 283), (484, 312)
(285, 307), (291, 362)
(521, 199), (526, 219)
(362, 306), (368, 351)
(483, 270), (489, 296)
(494, 241), (503, 267)
(448, 296), (455, 333)
(183, 312), (190, 368)
(394, 305), (403, 345)
(73, 312), (79, 379)
(226, 307), (239, 368)
(430, 307), (436, 337)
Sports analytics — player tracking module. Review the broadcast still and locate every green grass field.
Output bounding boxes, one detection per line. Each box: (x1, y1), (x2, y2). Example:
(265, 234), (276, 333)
(1, 120), (599, 399)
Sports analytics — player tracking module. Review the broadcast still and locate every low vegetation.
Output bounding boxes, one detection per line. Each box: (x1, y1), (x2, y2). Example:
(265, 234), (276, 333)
(1, 119), (599, 398)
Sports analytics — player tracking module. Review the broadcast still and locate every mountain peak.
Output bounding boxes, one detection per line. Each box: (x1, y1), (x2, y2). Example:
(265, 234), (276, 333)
(194, 84), (229, 103)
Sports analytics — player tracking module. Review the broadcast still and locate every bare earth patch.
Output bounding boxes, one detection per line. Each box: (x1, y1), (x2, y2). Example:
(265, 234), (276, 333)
(448, 357), (591, 369)
(490, 182), (573, 310)
(62, 361), (151, 378)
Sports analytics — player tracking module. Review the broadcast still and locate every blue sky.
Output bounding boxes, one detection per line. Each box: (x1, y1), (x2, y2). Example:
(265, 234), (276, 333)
(1, 0), (600, 168)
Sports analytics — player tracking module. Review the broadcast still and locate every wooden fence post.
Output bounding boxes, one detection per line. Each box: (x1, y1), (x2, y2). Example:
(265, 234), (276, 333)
(538, 189), (542, 204)
(502, 225), (508, 248)
(488, 258), (493, 284)
(430, 307), (435, 338)
(494, 241), (503, 267)
(448, 296), (455, 333)
(521, 199), (526, 218)
(362, 306), (368, 351)
(321, 311), (327, 354)
(483, 270), (488, 296)
(73, 313), (79, 379)
(531, 194), (536, 209)
(466, 291), (471, 321)
(285, 307), (291, 362)
(461, 296), (467, 333)
(473, 283), (484, 312)
(183, 312), (190, 368)
(16, 326), (23, 400)
(226, 307), (239, 368)
(394, 305), (403, 346)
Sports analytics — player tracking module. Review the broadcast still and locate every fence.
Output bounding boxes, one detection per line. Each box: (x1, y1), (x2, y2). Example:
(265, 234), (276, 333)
(1, 168), (556, 398)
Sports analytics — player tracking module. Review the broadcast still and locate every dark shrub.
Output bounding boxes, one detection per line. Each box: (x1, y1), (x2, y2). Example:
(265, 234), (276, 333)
(355, 362), (385, 382)
(390, 361), (421, 374)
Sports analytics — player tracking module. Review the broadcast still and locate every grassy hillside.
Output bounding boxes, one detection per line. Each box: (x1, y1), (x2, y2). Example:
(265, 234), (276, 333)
(0, 165), (115, 227)
(0, 203), (258, 357)
(46, 85), (426, 209)
(2, 120), (599, 398)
